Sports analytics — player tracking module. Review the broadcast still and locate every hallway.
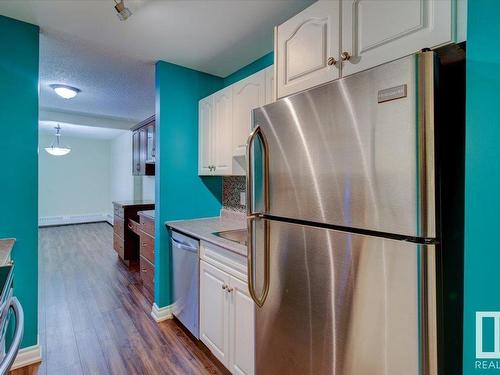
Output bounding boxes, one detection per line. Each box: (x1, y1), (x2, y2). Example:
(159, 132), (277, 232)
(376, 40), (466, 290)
(11, 223), (226, 375)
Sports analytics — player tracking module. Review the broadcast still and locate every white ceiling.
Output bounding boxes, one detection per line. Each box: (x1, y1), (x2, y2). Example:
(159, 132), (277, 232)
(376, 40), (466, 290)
(0, 0), (312, 124)
(39, 121), (128, 140)
(39, 32), (155, 122)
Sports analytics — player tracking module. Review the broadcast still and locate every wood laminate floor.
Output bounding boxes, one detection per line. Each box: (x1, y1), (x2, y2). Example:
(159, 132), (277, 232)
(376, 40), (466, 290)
(10, 223), (228, 375)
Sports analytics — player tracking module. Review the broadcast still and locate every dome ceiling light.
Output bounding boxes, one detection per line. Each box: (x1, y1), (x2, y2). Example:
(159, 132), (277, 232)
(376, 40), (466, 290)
(50, 84), (80, 99)
(45, 125), (71, 156)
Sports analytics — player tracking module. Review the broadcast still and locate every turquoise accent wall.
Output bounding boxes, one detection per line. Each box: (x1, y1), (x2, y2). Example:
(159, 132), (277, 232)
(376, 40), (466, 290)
(463, 0), (500, 373)
(223, 52), (273, 87)
(154, 62), (223, 306)
(154, 52), (273, 307)
(0, 16), (39, 348)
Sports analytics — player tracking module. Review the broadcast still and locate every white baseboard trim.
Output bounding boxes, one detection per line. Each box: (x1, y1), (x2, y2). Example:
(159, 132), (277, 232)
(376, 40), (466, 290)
(11, 343), (42, 370)
(38, 213), (109, 227)
(105, 213), (114, 225)
(151, 303), (174, 322)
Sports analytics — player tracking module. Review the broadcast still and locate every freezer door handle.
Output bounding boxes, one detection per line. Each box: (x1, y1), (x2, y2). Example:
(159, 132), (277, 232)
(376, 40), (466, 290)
(247, 215), (270, 308)
(246, 124), (269, 217)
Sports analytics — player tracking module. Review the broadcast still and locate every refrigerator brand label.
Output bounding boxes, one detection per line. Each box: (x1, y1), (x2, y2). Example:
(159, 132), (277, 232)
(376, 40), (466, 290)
(377, 84), (407, 103)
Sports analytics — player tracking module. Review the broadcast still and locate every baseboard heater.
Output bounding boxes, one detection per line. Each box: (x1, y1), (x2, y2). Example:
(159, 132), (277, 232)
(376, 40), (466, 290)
(38, 213), (111, 227)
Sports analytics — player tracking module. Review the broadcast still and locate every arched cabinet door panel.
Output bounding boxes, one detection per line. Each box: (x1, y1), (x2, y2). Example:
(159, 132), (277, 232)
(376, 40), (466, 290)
(341, 0), (453, 76)
(275, 1), (340, 99)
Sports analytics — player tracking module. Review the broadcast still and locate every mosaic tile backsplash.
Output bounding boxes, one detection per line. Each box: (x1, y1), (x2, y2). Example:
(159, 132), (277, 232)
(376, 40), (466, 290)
(222, 176), (246, 212)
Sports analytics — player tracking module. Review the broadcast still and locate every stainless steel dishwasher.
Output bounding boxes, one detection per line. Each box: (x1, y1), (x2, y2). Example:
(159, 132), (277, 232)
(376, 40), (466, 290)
(171, 230), (199, 339)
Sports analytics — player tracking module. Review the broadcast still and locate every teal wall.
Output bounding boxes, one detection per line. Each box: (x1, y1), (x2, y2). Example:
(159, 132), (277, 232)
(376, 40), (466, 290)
(154, 52), (273, 307)
(0, 16), (39, 348)
(463, 0), (500, 373)
(154, 62), (224, 306)
(223, 52), (273, 87)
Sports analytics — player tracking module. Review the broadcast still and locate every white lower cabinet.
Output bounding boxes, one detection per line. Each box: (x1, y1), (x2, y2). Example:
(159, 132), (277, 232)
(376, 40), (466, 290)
(200, 260), (230, 364)
(228, 276), (255, 375)
(200, 255), (255, 375)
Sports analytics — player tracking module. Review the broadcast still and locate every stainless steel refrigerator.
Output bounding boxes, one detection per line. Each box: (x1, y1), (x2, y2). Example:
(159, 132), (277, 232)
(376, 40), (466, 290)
(246, 51), (464, 375)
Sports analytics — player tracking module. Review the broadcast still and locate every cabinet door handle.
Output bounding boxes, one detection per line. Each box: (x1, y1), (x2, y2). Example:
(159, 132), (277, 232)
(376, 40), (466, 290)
(222, 284), (227, 290)
(226, 287), (234, 293)
(327, 57), (337, 66)
(341, 51), (351, 61)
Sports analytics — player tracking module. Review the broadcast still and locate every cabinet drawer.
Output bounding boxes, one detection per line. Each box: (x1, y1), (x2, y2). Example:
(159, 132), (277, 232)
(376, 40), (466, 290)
(140, 256), (154, 296)
(113, 216), (124, 238)
(128, 219), (141, 236)
(140, 216), (155, 237)
(113, 234), (124, 259)
(113, 204), (124, 218)
(140, 233), (154, 264)
(200, 241), (247, 282)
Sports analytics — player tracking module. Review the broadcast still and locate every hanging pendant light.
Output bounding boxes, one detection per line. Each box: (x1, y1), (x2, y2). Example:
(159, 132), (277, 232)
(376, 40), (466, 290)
(45, 125), (71, 156)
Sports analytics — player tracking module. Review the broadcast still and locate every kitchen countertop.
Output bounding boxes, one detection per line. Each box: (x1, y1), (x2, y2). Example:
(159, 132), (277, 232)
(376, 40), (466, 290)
(166, 210), (246, 256)
(138, 210), (155, 220)
(0, 239), (15, 266)
(113, 200), (154, 207)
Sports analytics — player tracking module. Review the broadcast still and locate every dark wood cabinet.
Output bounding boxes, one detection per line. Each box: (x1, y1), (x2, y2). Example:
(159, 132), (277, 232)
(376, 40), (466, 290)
(132, 115), (155, 176)
(138, 210), (155, 302)
(112, 201), (154, 267)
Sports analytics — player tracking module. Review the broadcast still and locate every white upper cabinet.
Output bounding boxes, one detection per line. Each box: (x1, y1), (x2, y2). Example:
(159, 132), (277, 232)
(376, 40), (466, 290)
(199, 87), (235, 176)
(264, 66), (275, 105)
(275, 1), (341, 99)
(275, 0), (464, 97)
(232, 71), (266, 157)
(198, 96), (214, 176)
(199, 66), (273, 176)
(341, 0), (453, 76)
(213, 87), (233, 175)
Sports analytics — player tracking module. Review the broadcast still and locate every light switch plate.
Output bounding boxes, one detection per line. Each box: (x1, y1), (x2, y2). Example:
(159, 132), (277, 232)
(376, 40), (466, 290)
(240, 192), (246, 206)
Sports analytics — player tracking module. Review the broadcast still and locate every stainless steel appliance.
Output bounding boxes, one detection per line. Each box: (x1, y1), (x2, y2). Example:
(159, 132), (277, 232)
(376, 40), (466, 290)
(171, 230), (200, 338)
(0, 265), (23, 375)
(246, 51), (464, 375)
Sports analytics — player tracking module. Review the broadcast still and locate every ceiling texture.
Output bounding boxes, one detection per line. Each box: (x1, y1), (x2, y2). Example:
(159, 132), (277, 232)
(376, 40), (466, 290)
(0, 0), (313, 125)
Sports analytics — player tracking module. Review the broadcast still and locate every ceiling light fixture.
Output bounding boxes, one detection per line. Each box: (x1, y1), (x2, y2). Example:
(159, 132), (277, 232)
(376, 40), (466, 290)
(50, 84), (80, 99)
(45, 125), (71, 156)
(114, 0), (132, 21)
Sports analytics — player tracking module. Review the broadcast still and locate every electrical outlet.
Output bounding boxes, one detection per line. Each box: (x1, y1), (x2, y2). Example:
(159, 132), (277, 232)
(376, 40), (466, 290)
(240, 192), (246, 206)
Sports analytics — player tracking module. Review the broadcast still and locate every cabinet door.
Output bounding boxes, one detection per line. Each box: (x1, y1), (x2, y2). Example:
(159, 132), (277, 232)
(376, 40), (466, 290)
(232, 71), (265, 157)
(341, 0), (453, 76)
(198, 96), (214, 175)
(275, 1), (340, 99)
(200, 260), (230, 366)
(139, 128), (147, 175)
(145, 123), (155, 163)
(213, 87), (233, 175)
(228, 275), (255, 375)
(132, 130), (141, 175)
(264, 66), (275, 105)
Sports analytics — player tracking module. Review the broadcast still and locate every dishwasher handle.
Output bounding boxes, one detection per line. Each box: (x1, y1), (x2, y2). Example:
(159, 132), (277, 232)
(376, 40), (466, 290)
(171, 237), (198, 253)
(0, 297), (24, 375)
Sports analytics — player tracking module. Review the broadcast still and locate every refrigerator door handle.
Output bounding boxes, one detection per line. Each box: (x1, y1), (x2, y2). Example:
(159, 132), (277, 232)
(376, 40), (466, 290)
(247, 215), (270, 308)
(246, 124), (270, 307)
